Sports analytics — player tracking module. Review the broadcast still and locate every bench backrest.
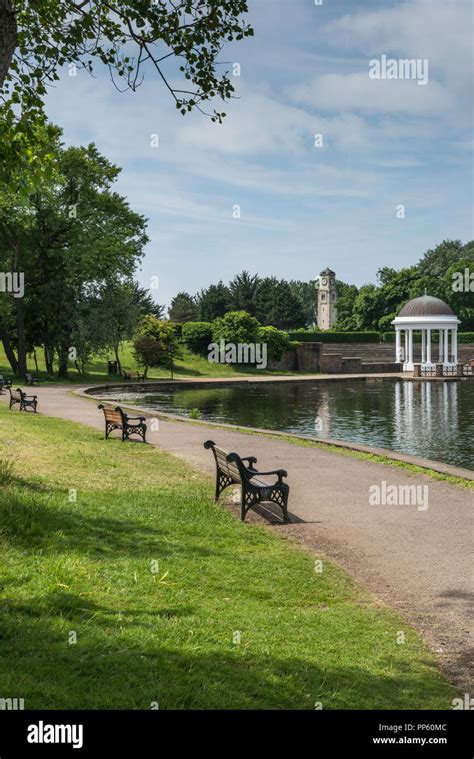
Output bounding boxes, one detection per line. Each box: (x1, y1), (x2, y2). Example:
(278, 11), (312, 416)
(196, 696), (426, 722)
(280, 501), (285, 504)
(99, 405), (123, 426)
(9, 388), (22, 402)
(204, 441), (244, 483)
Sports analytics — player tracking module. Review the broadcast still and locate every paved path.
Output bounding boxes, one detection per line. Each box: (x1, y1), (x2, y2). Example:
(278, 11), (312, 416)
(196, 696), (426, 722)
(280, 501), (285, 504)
(4, 385), (473, 689)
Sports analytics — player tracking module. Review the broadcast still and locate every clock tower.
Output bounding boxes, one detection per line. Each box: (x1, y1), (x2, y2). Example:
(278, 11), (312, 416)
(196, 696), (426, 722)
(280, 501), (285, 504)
(317, 267), (337, 330)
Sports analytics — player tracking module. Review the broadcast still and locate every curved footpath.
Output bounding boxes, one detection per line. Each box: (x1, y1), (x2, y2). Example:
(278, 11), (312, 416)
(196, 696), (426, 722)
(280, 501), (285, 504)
(4, 384), (473, 690)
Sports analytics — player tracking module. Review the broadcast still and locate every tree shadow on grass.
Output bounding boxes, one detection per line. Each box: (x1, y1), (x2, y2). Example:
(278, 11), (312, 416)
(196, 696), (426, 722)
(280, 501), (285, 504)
(0, 595), (454, 710)
(0, 492), (222, 561)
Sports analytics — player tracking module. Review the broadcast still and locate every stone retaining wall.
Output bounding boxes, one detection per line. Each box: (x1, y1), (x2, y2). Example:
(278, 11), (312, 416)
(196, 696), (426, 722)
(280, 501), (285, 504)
(267, 341), (474, 374)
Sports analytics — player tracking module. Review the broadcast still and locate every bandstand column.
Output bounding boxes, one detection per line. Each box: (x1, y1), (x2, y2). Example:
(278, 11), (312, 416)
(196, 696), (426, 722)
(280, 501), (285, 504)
(404, 330), (409, 365)
(452, 329), (457, 364)
(444, 329), (449, 364)
(408, 329), (414, 367)
(439, 330), (443, 362)
(395, 329), (401, 362)
(421, 330), (426, 363)
(426, 328), (432, 364)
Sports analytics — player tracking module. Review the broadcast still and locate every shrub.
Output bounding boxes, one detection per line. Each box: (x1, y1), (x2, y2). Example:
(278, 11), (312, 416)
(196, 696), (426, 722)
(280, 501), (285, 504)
(258, 326), (293, 360)
(289, 331), (380, 343)
(181, 322), (213, 355)
(211, 311), (260, 345)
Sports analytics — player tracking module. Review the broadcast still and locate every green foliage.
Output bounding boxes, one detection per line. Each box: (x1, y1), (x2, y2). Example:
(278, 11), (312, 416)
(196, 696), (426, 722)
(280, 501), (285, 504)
(212, 311), (260, 344)
(289, 331), (380, 343)
(0, 131), (148, 377)
(255, 277), (306, 330)
(134, 315), (181, 376)
(258, 326), (292, 360)
(132, 334), (164, 374)
(182, 321), (213, 355)
(168, 291), (198, 323)
(0, 1), (253, 183)
(288, 280), (318, 328)
(197, 281), (231, 321)
(229, 270), (260, 315)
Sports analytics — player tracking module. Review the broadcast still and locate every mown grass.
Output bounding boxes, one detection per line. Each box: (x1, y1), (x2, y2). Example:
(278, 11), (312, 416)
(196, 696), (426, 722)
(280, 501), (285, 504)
(0, 404), (457, 709)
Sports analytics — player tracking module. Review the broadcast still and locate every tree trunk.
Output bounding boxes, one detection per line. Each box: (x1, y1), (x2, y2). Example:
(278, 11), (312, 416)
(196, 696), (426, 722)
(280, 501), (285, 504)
(15, 296), (27, 377)
(0, 317), (17, 373)
(114, 343), (122, 375)
(44, 345), (55, 375)
(0, 0), (17, 88)
(12, 244), (26, 377)
(57, 346), (69, 379)
(33, 348), (39, 373)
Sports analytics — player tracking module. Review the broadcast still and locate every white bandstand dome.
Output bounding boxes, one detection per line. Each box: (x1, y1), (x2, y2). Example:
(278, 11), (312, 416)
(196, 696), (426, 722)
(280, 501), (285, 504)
(391, 295), (461, 371)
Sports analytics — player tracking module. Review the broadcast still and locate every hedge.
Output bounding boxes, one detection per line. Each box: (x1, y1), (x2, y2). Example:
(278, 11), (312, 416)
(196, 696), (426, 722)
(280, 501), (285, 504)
(382, 331), (474, 344)
(288, 331), (380, 344)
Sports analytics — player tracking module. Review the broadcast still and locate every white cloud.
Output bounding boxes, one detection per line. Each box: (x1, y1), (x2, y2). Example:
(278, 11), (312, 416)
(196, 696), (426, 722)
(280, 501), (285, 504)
(326, 0), (473, 97)
(291, 72), (455, 115)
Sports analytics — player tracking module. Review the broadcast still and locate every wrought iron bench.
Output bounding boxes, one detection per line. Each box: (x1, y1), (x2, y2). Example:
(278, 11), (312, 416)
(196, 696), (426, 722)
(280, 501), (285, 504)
(98, 405), (147, 443)
(0, 375), (12, 393)
(8, 387), (38, 412)
(122, 371), (145, 382)
(204, 440), (290, 522)
(25, 373), (40, 386)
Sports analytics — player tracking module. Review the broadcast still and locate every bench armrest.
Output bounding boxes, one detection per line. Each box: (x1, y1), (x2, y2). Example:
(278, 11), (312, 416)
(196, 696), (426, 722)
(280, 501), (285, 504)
(241, 455), (257, 467)
(250, 469), (288, 482)
(124, 415), (146, 423)
(24, 394), (37, 400)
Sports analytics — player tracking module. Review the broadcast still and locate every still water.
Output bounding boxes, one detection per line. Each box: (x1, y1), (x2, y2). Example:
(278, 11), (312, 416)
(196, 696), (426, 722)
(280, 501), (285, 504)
(102, 379), (474, 470)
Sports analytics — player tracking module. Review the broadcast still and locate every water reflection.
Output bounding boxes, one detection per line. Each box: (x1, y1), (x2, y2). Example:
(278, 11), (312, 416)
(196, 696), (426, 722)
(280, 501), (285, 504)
(103, 379), (474, 470)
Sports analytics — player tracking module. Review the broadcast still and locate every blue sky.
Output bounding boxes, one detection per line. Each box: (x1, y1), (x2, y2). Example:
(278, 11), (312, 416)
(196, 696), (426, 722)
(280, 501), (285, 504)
(45, 0), (473, 308)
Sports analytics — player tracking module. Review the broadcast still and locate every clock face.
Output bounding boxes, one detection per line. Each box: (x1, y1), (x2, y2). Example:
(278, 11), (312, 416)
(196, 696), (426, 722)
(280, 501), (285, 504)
(321, 277), (328, 286)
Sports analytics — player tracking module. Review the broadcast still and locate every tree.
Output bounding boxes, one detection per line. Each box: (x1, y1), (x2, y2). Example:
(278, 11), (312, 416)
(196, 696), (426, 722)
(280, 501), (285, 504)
(333, 281), (359, 331)
(254, 277), (306, 330)
(197, 281), (231, 321)
(0, 1), (253, 186)
(288, 280), (317, 328)
(134, 315), (181, 377)
(168, 291), (198, 323)
(0, 130), (148, 377)
(229, 270), (260, 315)
(132, 334), (164, 377)
(96, 280), (162, 373)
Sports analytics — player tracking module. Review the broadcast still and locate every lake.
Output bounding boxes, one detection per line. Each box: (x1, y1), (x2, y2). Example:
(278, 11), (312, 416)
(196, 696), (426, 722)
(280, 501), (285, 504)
(100, 378), (474, 471)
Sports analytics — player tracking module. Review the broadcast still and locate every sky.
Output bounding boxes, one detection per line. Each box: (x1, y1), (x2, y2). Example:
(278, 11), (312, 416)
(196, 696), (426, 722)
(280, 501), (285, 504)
(45, 0), (474, 309)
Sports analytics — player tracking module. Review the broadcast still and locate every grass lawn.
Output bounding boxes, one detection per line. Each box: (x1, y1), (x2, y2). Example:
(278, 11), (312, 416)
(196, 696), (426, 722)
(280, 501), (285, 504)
(0, 404), (456, 709)
(0, 342), (300, 385)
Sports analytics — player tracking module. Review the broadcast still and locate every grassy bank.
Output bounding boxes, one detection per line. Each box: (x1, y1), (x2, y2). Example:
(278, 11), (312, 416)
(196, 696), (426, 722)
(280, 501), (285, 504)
(0, 404), (456, 709)
(0, 342), (299, 384)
